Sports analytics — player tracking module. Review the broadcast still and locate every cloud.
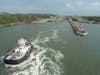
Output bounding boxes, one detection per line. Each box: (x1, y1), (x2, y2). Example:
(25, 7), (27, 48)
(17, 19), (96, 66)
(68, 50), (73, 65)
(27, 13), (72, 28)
(0, 0), (100, 15)
(92, 2), (100, 7)
(64, 0), (100, 15)
(66, 3), (71, 7)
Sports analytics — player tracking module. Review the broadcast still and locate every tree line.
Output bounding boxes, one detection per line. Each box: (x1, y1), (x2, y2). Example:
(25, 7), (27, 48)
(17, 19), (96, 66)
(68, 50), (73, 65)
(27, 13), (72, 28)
(81, 16), (100, 22)
(0, 14), (56, 27)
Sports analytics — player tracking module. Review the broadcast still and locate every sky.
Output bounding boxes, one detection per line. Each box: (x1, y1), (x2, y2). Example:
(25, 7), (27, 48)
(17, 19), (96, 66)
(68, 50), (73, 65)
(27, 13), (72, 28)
(0, 0), (100, 16)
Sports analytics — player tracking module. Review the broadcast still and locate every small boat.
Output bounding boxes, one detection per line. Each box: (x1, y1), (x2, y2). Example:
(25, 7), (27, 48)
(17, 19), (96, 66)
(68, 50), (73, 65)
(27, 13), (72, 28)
(4, 38), (33, 65)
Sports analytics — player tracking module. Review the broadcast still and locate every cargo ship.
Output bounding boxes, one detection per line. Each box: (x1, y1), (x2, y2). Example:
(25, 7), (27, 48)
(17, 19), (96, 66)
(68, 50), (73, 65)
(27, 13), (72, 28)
(68, 17), (88, 36)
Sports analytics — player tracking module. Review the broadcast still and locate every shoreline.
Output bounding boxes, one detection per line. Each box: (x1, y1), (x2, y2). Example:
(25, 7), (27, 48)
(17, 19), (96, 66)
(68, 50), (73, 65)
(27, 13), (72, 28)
(0, 18), (65, 28)
(71, 17), (100, 24)
(76, 20), (100, 24)
(0, 14), (65, 28)
(0, 19), (48, 28)
(0, 22), (25, 28)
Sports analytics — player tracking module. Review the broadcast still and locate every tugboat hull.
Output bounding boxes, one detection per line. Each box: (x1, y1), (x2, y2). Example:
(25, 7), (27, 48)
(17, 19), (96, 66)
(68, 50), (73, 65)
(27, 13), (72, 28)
(4, 44), (33, 65)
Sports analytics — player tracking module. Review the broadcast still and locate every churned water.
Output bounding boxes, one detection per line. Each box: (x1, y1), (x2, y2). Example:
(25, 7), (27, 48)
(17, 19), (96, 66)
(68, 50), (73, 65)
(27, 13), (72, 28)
(0, 29), (64, 75)
(0, 21), (100, 75)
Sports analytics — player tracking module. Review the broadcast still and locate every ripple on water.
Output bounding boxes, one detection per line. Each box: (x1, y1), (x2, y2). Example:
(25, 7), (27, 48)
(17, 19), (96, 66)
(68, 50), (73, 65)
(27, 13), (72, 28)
(4, 30), (64, 75)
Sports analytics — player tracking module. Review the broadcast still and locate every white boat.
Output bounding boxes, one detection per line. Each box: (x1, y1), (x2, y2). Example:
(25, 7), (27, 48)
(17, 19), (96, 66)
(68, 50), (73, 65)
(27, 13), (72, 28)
(4, 38), (33, 65)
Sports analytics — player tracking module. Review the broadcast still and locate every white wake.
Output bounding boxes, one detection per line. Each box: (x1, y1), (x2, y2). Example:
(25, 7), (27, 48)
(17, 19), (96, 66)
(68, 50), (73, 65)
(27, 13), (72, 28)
(5, 30), (64, 75)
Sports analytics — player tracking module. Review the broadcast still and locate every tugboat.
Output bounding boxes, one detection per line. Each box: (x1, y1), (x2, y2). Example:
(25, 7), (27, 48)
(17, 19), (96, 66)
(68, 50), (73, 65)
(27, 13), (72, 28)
(76, 24), (88, 36)
(4, 38), (33, 65)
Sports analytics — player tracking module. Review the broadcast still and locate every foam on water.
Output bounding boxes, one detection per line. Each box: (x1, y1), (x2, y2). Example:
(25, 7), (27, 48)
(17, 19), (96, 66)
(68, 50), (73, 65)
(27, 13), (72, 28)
(0, 56), (5, 63)
(5, 30), (64, 75)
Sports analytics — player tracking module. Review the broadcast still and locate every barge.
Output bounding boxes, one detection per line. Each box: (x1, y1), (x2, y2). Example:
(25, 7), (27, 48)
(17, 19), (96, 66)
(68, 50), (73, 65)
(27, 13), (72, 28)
(68, 17), (88, 36)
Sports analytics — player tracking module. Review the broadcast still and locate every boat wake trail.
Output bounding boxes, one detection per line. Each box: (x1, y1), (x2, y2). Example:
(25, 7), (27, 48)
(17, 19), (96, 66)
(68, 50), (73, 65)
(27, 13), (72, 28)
(0, 56), (4, 63)
(6, 30), (64, 75)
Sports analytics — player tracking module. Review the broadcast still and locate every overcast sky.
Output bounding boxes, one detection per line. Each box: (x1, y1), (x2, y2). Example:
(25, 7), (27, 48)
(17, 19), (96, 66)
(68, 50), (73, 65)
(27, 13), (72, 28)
(0, 0), (100, 16)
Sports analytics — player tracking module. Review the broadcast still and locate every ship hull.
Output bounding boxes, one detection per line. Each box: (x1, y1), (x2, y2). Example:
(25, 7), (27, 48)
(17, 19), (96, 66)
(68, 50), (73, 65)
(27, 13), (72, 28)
(4, 44), (33, 65)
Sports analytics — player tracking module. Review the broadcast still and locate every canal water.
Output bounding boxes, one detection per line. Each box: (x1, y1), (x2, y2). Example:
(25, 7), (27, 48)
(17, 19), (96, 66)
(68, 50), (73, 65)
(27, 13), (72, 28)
(0, 21), (100, 75)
